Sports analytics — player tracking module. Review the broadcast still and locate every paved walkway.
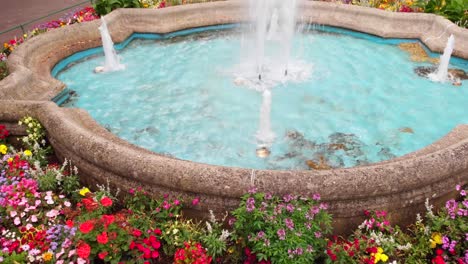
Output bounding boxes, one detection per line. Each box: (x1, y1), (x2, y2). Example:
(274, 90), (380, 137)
(0, 0), (91, 43)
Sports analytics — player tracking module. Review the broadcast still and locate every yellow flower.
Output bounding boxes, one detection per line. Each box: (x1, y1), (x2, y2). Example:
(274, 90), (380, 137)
(0, 144), (7, 155)
(23, 150), (32, 156)
(430, 232), (442, 248)
(42, 251), (53, 261)
(7, 157), (13, 163)
(373, 247), (389, 263)
(79, 187), (90, 196)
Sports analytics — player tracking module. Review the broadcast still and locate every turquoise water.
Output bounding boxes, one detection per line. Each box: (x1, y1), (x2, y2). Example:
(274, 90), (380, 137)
(56, 27), (468, 170)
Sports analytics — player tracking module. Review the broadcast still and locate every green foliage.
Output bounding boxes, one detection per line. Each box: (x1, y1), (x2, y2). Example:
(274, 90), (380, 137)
(0, 61), (8, 81)
(92, 0), (142, 15)
(232, 190), (333, 263)
(199, 211), (231, 260)
(419, 0), (468, 26)
(19, 116), (52, 166)
(0, 251), (27, 264)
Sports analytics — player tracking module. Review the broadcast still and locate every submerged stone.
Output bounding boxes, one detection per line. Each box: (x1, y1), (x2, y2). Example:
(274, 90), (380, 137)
(399, 42), (439, 64)
(306, 156), (332, 170)
(399, 127), (414, 134)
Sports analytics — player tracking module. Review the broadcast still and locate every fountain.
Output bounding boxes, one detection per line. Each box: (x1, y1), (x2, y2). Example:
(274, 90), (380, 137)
(429, 34), (455, 83)
(3, 0), (468, 235)
(248, 0), (298, 82)
(248, 0), (299, 153)
(94, 17), (125, 73)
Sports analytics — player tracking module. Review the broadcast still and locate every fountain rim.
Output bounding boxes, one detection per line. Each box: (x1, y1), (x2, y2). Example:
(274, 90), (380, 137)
(1, 1), (468, 231)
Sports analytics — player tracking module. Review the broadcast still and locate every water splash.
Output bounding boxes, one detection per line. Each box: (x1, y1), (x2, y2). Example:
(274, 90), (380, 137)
(96, 17), (125, 73)
(234, 0), (308, 91)
(429, 34), (455, 83)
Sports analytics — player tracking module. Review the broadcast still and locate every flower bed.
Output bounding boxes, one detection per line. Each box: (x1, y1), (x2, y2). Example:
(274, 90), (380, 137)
(1, 119), (467, 263)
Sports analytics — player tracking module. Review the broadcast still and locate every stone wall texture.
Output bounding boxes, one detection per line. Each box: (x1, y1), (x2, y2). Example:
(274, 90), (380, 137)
(0, 0), (467, 233)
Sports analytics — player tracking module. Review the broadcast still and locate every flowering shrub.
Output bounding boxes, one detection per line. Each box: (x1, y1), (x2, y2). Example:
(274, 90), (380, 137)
(174, 241), (212, 264)
(232, 189), (333, 263)
(1, 119), (468, 263)
(0, 7), (98, 82)
(404, 185), (468, 264)
(0, 124), (9, 144)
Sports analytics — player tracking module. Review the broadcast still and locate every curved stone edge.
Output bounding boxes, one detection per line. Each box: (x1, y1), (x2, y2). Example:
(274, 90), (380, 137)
(1, 100), (467, 233)
(0, 1), (467, 232)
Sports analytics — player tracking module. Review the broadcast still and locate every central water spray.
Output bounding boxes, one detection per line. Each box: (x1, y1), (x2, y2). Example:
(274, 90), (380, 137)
(249, 0), (299, 157)
(250, 0), (298, 81)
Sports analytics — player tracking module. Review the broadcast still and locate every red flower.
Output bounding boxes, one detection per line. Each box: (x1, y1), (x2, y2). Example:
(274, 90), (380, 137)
(132, 229), (143, 237)
(98, 251), (108, 260)
(154, 229), (162, 235)
(436, 249), (444, 256)
(82, 197), (98, 211)
(79, 221), (94, 234)
(77, 242), (91, 259)
(101, 214), (115, 227)
(129, 241), (136, 250)
(432, 255), (445, 264)
(66, 220), (74, 228)
(97, 231), (109, 244)
(101, 197), (113, 207)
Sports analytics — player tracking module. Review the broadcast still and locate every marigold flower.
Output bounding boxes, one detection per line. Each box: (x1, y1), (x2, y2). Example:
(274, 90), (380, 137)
(431, 232), (443, 248)
(79, 187), (90, 196)
(42, 251), (53, 261)
(0, 144), (7, 155)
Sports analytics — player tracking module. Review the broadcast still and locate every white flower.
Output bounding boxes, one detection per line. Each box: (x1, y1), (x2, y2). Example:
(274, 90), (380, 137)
(206, 222), (213, 234)
(220, 229), (230, 241)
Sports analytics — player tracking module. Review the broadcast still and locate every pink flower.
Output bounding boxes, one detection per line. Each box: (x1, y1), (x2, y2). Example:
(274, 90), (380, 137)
(46, 209), (59, 218)
(14, 217), (21, 226)
(192, 197), (200, 206)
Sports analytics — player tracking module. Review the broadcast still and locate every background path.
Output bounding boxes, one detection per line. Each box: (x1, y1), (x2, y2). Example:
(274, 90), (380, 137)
(0, 0), (91, 43)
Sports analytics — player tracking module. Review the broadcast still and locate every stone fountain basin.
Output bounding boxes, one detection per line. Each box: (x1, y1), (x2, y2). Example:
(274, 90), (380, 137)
(0, 0), (467, 233)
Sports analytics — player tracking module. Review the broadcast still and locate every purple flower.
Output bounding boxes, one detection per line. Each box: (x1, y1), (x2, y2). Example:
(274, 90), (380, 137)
(442, 236), (450, 250)
(461, 190), (467, 196)
(246, 197), (256, 212)
(312, 193), (321, 201)
(283, 194), (294, 203)
(314, 231), (322, 238)
(286, 203), (295, 213)
(248, 187), (257, 194)
(228, 217), (236, 226)
(277, 229), (286, 240)
(285, 218), (294, 230)
(257, 231), (265, 239)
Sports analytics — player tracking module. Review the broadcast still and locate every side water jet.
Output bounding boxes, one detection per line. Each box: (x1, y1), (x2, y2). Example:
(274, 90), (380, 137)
(429, 34), (455, 83)
(94, 17), (125, 73)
